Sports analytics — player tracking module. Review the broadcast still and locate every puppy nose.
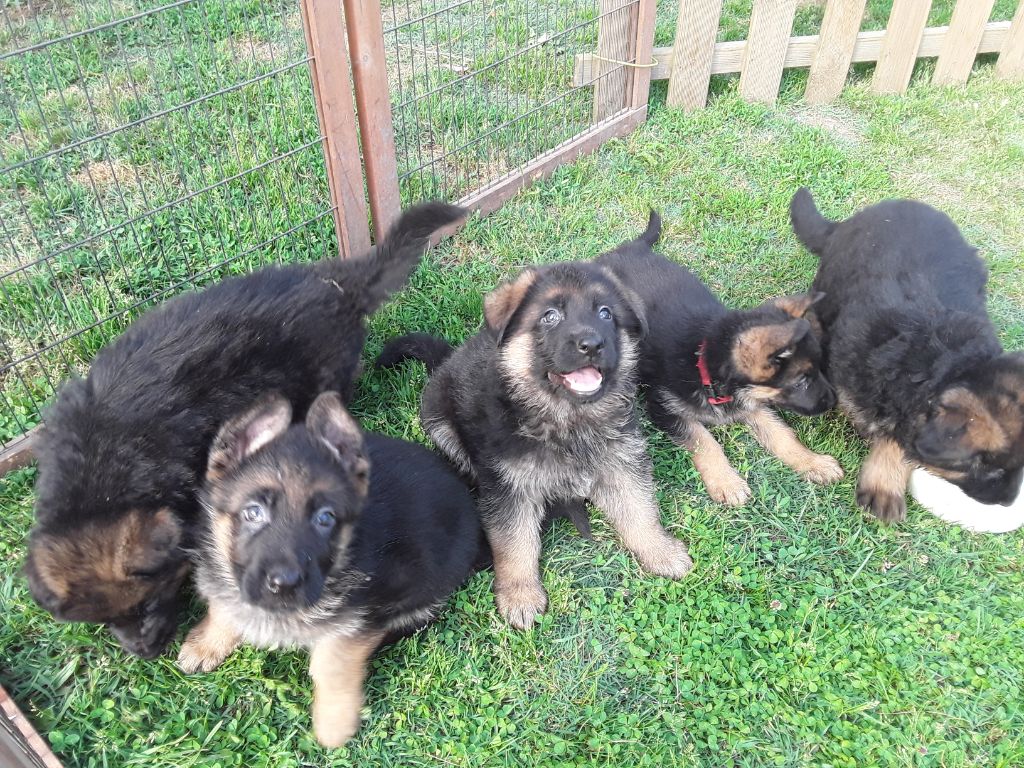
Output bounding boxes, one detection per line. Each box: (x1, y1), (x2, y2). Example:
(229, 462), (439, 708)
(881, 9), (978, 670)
(575, 332), (604, 355)
(266, 566), (303, 593)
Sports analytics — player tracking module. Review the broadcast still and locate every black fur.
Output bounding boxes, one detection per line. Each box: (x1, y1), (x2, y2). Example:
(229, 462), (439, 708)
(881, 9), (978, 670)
(792, 187), (1024, 514)
(26, 201), (466, 658)
(598, 213), (836, 422)
(193, 392), (482, 645)
(376, 332), (455, 373)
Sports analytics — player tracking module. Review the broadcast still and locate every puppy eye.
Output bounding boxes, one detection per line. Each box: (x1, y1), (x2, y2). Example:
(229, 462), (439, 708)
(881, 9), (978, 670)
(597, 306), (613, 321)
(540, 308), (562, 325)
(241, 503), (267, 524)
(313, 506), (337, 529)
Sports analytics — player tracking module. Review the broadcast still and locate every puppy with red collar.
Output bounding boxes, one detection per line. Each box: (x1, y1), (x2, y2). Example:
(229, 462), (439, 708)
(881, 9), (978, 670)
(598, 212), (843, 506)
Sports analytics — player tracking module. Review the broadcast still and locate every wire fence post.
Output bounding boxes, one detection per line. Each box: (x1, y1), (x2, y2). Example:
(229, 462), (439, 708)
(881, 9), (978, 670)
(592, 0), (636, 121)
(628, 0), (658, 110)
(300, 0), (371, 257)
(344, 0), (401, 240)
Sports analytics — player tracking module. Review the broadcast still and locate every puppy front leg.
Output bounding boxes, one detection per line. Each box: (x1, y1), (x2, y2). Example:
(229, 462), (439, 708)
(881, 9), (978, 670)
(309, 630), (384, 748)
(744, 407), (843, 484)
(857, 436), (912, 523)
(589, 456), (693, 580)
(177, 604), (242, 674)
(483, 493), (547, 630)
(675, 418), (751, 507)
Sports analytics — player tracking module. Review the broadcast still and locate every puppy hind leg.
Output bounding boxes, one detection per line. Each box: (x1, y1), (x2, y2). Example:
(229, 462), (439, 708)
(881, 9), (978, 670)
(485, 496), (548, 630)
(744, 407), (843, 484)
(176, 604), (242, 674)
(589, 458), (693, 580)
(309, 630), (384, 748)
(856, 437), (912, 523)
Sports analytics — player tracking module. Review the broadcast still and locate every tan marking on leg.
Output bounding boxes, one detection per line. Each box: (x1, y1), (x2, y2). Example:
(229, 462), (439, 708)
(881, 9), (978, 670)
(856, 437), (912, 523)
(679, 419), (751, 506)
(176, 603), (242, 674)
(487, 503), (547, 630)
(744, 407), (843, 484)
(309, 630), (384, 748)
(588, 457), (692, 579)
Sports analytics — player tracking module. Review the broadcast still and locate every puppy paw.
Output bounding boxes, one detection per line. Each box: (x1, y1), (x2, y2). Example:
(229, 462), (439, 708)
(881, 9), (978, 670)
(313, 693), (362, 748)
(704, 470), (752, 507)
(495, 581), (548, 630)
(176, 633), (230, 675)
(635, 536), (693, 580)
(799, 453), (844, 485)
(857, 484), (907, 524)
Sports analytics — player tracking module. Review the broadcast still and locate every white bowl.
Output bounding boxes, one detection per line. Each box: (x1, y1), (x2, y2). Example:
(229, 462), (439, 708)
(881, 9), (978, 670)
(909, 468), (1024, 533)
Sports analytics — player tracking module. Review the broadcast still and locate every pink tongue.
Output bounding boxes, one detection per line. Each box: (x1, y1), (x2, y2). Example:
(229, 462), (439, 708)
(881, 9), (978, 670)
(563, 366), (602, 392)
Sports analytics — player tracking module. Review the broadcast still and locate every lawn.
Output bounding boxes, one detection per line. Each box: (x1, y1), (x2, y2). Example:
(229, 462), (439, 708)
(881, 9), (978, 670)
(3, 2), (1024, 768)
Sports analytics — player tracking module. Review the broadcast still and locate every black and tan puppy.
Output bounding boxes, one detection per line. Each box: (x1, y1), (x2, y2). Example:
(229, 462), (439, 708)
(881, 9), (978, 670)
(791, 188), (1024, 521)
(25, 202), (466, 658)
(177, 391), (480, 747)
(379, 259), (693, 630)
(597, 213), (842, 506)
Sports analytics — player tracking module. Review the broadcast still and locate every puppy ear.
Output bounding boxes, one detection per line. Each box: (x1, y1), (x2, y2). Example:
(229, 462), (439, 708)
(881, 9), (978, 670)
(771, 291), (825, 319)
(123, 509), (185, 575)
(601, 268), (649, 339)
(483, 268), (538, 341)
(207, 394), (292, 479)
(306, 392), (370, 496)
(734, 319), (810, 380)
(916, 388), (1008, 462)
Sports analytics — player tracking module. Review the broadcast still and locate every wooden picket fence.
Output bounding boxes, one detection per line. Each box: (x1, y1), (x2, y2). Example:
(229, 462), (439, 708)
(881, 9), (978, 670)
(575, 0), (1024, 108)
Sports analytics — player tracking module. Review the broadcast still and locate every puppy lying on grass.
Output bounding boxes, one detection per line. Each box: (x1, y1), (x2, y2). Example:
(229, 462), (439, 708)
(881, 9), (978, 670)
(379, 250), (693, 630)
(791, 187), (1024, 522)
(178, 392), (481, 748)
(598, 212), (842, 506)
(26, 202), (465, 659)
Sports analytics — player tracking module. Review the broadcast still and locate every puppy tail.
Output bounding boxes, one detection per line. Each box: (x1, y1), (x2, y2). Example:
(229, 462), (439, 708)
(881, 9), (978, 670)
(789, 187), (834, 257)
(375, 332), (455, 374)
(639, 210), (662, 247)
(327, 201), (469, 313)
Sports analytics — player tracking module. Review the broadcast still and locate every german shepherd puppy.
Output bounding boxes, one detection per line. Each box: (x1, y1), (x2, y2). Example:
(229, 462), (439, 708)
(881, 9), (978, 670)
(791, 187), (1024, 521)
(597, 213), (842, 506)
(25, 202), (466, 658)
(379, 259), (693, 630)
(177, 391), (480, 748)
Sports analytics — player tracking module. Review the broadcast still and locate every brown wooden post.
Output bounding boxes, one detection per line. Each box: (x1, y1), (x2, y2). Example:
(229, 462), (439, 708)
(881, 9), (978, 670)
(933, 0), (997, 86)
(300, 0), (371, 257)
(628, 0), (658, 109)
(593, 0), (636, 121)
(666, 0), (723, 110)
(996, 1), (1024, 80)
(344, 0), (402, 240)
(805, 0), (869, 104)
(739, 0), (799, 104)
(872, 0), (932, 94)
(0, 427), (37, 475)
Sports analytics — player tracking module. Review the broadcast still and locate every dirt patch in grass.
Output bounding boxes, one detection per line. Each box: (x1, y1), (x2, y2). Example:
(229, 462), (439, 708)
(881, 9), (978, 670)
(787, 104), (866, 145)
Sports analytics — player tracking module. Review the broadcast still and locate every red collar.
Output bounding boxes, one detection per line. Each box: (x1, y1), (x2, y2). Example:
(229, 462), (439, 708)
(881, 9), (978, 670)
(696, 339), (733, 406)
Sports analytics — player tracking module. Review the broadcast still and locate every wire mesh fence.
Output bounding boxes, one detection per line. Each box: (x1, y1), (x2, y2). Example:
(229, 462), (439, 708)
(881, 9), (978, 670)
(381, 0), (645, 206)
(0, 0), (335, 451)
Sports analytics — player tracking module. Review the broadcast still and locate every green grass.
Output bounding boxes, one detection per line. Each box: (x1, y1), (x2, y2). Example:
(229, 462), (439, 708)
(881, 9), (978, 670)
(3, 1), (1024, 767)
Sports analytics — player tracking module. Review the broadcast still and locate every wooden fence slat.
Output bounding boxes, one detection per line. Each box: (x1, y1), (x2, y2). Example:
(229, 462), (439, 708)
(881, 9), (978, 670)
(574, 22), (1012, 85)
(805, 0), (868, 104)
(996, 1), (1024, 80)
(300, 0), (371, 257)
(628, 0), (658, 109)
(872, 0), (933, 94)
(739, 0), (798, 104)
(933, 0), (996, 85)
(344, 0), (401, 240)
(666, 0), (724, 110)
(593, 0), (636, 121)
